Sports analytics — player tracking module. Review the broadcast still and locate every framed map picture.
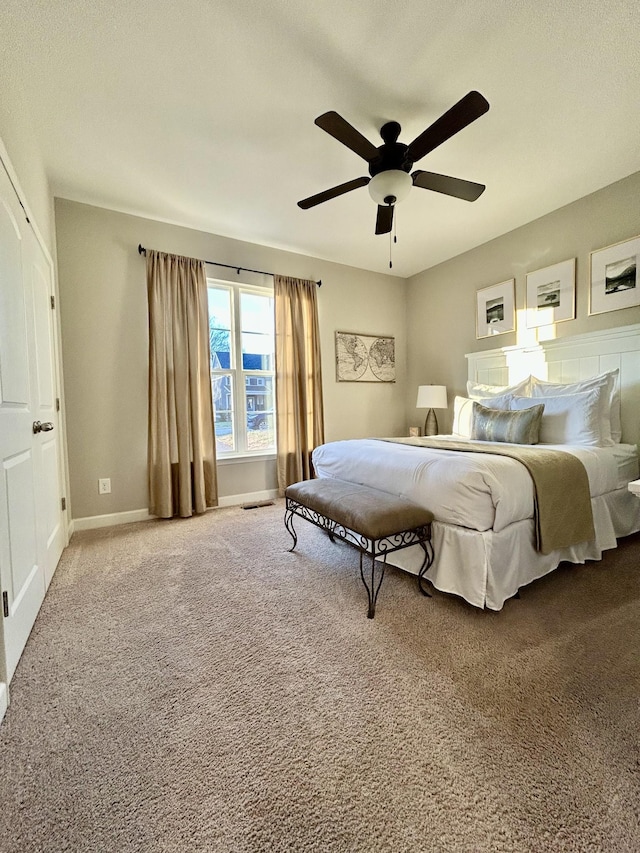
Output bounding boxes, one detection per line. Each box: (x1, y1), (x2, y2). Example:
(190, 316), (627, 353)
(335, 331), (395, 382)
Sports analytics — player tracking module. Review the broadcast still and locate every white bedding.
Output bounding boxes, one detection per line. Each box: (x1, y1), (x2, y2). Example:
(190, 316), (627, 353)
(312, 438), (640, 610)
(313, 438), (635, 532)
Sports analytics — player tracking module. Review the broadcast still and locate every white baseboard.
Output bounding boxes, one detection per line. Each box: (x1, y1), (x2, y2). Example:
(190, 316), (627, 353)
(71, 490), (280, 532)
(0, 682), (7, 726)
(72, 508), (153, 531)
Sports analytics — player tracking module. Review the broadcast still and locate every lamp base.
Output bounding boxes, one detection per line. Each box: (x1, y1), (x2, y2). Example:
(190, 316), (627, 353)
(424, 409), (439, 437)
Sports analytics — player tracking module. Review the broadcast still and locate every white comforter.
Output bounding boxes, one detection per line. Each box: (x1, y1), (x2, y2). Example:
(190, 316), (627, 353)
(312, 438), (635, 535)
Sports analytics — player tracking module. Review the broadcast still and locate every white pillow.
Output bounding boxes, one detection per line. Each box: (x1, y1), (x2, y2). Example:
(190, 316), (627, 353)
(452, 396), (474, 438)
(530, 369), (619, 445)
(467, 376), (530, 400)
(480, 393), (513, 410)
(510, 388), (605, 446)
(452, 394), (513, 438)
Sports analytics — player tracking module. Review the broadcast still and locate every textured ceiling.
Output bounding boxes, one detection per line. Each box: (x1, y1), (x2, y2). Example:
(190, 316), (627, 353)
(2, 0), (640, 277)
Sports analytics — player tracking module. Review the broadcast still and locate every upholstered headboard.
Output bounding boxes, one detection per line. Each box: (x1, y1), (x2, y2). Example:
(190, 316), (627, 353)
(466, 323), (640, 448)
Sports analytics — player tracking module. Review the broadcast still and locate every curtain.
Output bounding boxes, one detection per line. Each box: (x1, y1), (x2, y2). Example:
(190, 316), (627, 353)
(274, 275), (324, 494)
(147, 250), (218, 518)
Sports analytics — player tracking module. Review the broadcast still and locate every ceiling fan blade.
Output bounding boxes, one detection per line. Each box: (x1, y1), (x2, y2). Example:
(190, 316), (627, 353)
(412, 170), (486, 201)
(406, 91), (490, 163)
(375, 204), (394, 235)
(315, 111), (379, 162)
(297, 176), (370, 209)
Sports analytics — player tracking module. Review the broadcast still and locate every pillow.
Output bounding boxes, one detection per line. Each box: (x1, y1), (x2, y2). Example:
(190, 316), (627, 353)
(452, 394), (513, 438)
(452, 396), (474, 438)
(510, 387), (605, 445)
(471, 400), (544, 445)
(478, 393), (513, 410)
(529, 369), (619, 445)
(467, 376), (530, 400)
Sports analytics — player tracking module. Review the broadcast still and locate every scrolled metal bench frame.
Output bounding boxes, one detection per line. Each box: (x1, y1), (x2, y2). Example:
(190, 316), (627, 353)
(284, 496), (434, 619)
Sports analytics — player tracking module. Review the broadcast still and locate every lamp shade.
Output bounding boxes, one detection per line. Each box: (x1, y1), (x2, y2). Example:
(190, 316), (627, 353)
(368, 170), (412, 205)
(416, 385), (448, 409)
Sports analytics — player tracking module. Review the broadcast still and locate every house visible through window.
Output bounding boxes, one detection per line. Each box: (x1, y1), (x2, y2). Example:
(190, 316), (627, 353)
(207, 280), (276, 456)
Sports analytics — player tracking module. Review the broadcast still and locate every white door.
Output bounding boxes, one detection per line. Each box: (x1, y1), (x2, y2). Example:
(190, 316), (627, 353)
(30, 229), (65, 584)
(0, 161), (64, 682)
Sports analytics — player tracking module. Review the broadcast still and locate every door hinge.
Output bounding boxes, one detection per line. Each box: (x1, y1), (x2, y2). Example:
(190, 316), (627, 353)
(61, 496), (66, 511)
(2, 591), (8, 618)
(56, 397), (60, 412)
(50, 295), (55, 309)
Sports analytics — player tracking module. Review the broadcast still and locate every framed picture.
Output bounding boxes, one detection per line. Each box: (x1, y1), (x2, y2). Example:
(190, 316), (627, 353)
(476, 279), (515, 338)
(525, 258), (575, 328)
(335, 331), (395, 382)
(589, 235), (640, 316)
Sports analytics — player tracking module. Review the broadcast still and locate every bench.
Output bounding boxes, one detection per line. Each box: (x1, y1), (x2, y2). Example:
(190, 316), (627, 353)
(284, 478), (435, 618)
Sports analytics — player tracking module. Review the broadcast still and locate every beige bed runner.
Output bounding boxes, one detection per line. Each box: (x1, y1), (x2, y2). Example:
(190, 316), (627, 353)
(380, 438), (595, 554)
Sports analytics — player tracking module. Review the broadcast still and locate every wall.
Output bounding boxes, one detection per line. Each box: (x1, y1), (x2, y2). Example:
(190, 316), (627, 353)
(0, 85), (54, 253)
(54, 170), (640, 521)
(406, 170), (640, 433)
(55, 200), (406, 521)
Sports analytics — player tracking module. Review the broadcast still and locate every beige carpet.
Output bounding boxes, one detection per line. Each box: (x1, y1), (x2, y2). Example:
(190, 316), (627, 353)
(1, 501), (639, 852)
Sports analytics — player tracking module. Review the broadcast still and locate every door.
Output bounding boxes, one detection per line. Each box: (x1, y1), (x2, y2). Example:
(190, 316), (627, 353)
(0, 160), (64, 682)
(30, 230), (65, 584)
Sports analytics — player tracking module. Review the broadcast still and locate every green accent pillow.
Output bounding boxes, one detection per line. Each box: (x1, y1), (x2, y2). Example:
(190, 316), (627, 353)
(471, 400), (545, 445)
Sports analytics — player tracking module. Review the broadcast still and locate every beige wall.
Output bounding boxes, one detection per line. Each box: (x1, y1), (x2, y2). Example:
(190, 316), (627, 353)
(55, 200), (406, 520)
(56, 170), (640, 520)
(406, 170), (640, 433)
(0, 87), (54, 252)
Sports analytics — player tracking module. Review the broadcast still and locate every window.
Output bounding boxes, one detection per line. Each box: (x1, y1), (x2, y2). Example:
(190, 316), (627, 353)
(208, 280), (276, 456)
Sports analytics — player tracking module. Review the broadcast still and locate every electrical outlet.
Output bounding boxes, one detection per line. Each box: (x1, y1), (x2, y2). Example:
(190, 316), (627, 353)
(98, 478), (111, 495)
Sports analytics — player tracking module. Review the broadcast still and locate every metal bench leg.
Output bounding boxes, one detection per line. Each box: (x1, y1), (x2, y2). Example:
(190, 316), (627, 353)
(417, 538), (434, 597)
(284, 508), (298, 552)
(359, 550), (386, 619)
(326, 518), (337, 543)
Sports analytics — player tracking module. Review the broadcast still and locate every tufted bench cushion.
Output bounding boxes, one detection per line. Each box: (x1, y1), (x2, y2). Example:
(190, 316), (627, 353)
(285, 479), (434, 539)
(284, 478), (434, 618)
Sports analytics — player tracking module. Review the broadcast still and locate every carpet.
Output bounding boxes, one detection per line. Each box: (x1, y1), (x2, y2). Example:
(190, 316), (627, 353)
(1, 501), (639, 852)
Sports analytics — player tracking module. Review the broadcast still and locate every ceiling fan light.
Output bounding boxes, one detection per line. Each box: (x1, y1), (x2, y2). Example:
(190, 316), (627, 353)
(368, 170), (412, 205)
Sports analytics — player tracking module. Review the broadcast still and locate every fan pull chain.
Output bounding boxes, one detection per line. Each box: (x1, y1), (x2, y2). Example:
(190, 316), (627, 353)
(389, 206), (398, 269)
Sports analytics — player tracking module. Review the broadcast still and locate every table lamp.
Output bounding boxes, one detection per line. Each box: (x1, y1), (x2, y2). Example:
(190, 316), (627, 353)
(416, 385), (448, 436)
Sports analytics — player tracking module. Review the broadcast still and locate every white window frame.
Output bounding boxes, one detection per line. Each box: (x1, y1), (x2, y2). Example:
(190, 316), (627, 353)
(207, 277), (276, 459)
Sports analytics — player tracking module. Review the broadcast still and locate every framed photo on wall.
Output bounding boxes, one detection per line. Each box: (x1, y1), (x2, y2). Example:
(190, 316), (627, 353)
(525, 258), (575, 328)
(589, 235), (640, 315)
(476, 279), (515, 338)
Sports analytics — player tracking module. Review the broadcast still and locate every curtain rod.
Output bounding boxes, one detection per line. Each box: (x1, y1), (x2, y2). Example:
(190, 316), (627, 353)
(138, 244), (321, 286)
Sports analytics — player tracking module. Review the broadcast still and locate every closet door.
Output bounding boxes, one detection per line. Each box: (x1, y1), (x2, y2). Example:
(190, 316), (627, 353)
(0, 162), (63, 682)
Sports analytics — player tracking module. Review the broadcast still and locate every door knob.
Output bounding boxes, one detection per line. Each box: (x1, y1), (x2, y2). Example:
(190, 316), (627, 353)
(32, 421), (54, 434)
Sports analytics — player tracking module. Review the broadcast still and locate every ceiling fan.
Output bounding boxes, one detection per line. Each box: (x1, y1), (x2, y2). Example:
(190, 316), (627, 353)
(297, 91), (490, 236)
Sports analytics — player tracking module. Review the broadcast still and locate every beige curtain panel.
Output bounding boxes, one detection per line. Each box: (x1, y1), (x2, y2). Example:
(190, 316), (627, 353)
(147, 250), (218, 518)
(274, 275), (325, 494)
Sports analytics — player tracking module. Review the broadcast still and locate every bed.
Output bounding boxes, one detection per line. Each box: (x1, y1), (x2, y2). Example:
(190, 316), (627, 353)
(313, 324), (640, 610)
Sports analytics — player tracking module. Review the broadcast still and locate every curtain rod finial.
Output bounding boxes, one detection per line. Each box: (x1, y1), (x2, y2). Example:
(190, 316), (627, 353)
(138, 244), (146, 256)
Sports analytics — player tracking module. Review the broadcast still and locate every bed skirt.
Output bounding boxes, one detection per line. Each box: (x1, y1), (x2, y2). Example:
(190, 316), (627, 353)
(385, 486), (640, 611)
